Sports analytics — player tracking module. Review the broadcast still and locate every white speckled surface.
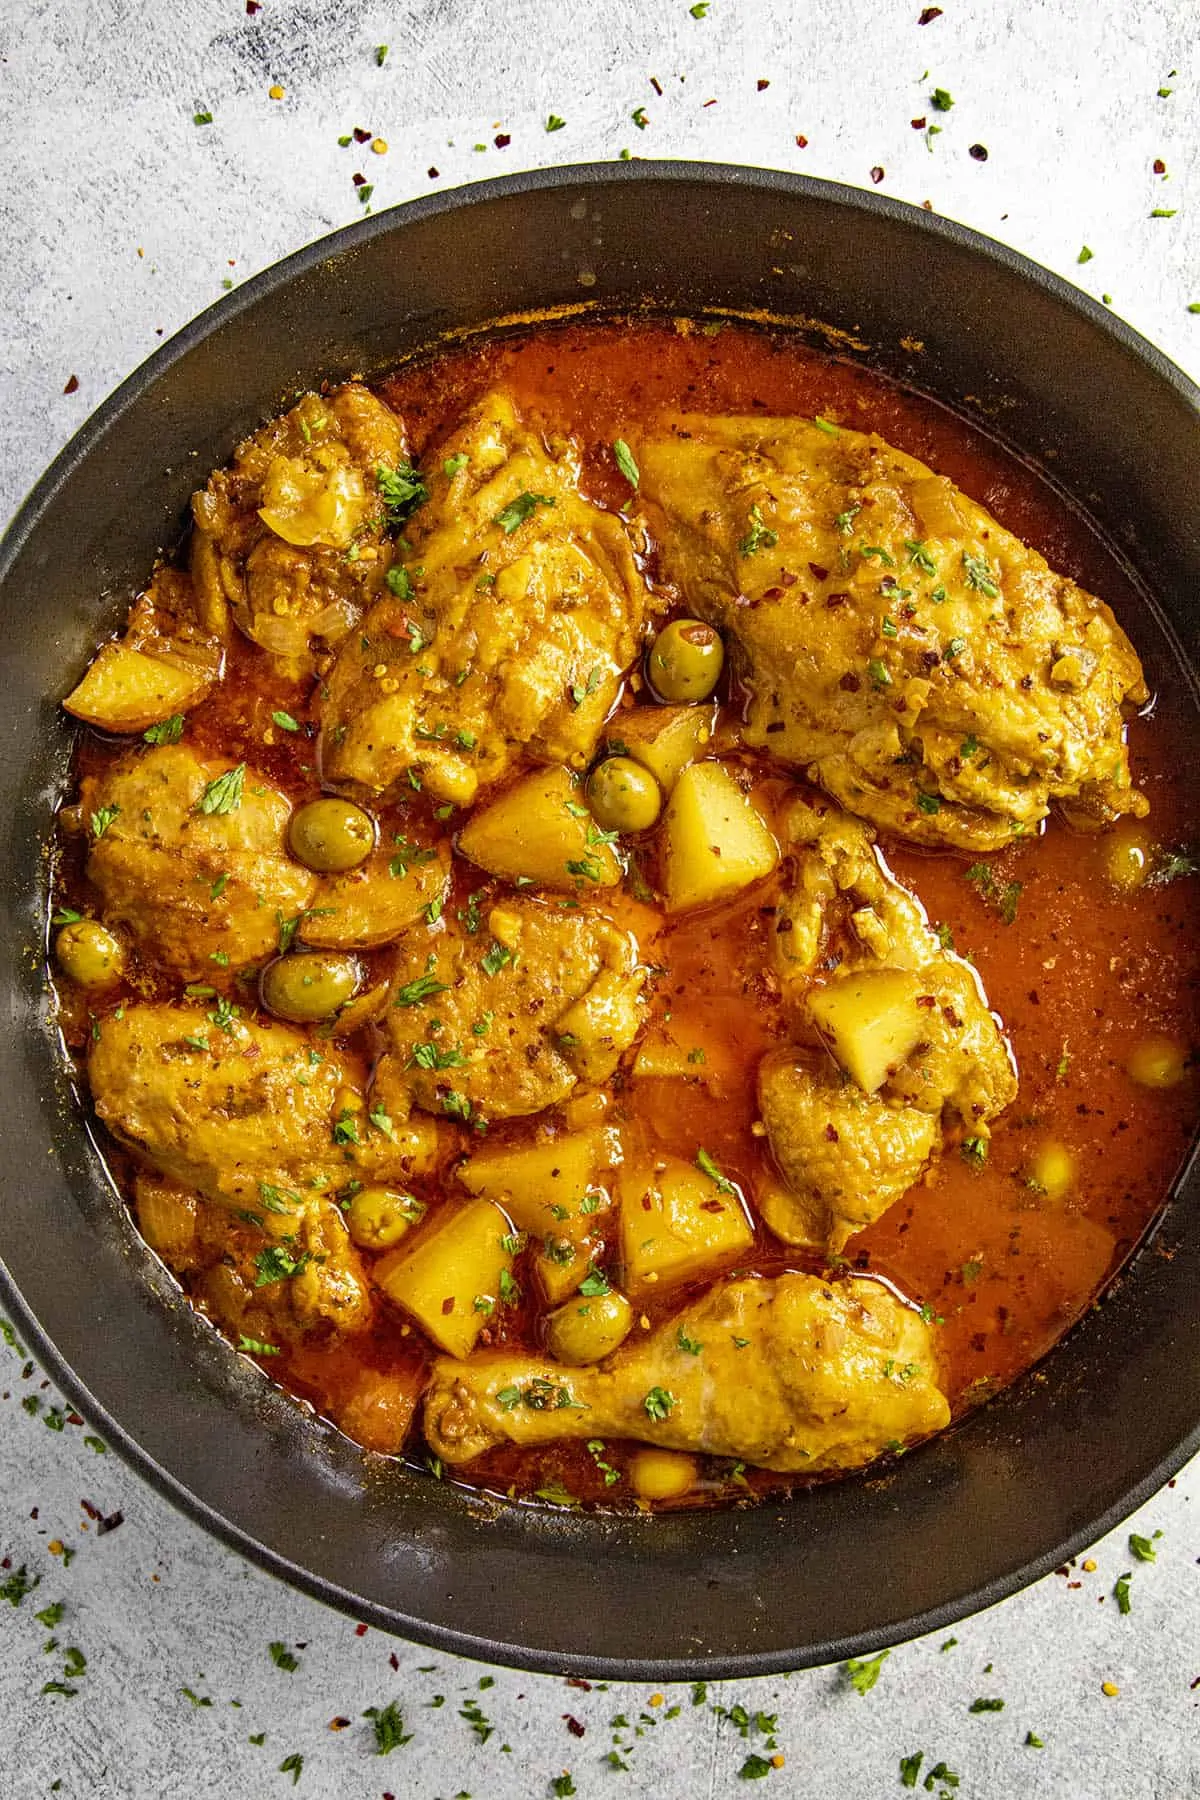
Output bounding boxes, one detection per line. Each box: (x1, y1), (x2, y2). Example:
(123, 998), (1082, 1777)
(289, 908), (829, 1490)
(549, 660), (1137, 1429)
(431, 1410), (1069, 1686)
(1, 2), (1197, 1795)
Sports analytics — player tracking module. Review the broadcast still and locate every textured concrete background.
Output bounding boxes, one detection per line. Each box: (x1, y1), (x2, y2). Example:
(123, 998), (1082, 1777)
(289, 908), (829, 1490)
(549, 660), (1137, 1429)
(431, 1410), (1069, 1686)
(1, 2), (1197, 1795)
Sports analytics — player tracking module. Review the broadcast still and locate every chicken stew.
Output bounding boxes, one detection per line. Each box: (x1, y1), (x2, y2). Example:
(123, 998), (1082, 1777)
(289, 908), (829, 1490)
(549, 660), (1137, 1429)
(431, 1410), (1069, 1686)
(50, 319), (1200, 1510)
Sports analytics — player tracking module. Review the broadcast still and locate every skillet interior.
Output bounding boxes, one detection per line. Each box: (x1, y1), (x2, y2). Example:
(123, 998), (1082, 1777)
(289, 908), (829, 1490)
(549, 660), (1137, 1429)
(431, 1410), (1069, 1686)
(0, 162), (1197, 1679)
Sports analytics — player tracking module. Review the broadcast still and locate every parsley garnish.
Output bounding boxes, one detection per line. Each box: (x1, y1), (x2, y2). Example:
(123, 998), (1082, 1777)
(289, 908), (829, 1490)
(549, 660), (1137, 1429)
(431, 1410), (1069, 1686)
(494, 491), (555, 534)
(545, 114), (567, 132)
(960, 1136), (988, 1167)
(443, 452), (470, 478)
(238, 1335), (281, 1356)
(905, 538), (937, 574)
(613, 439), (640, 487)
(269, 1641), (299, 1671)
(1129, 1532), (1159, 1562)
(393, 973), (449, 1007)
(364, 1700), (412, 1753)
(738, 504), (778, 557)
(90, 804), (120, 838)
(931, 86), (954, 110)
(844, 1648), (889, 1694)
(144, 713), (186, 745)
(197, 764), (245, 815)
(968, 1697), (1004, 1712)
(643, 1386), (676, 1422)
(278, 1753), (304, 1786)
(254, 1246), (310, 1286)
(962, 549), (999, 598)
(569, 665), (603, 708)
(272, 710), (300, 733)
(377, 462), (428, 525)
(867, 658), (892, 688)
(1113, 1571), (1133, 1614)
(676, 1326), (703, 1355)
(578, 1266), (611, 1298)
(481, 941), (513, 977)
(696, 1147), (735, 1194)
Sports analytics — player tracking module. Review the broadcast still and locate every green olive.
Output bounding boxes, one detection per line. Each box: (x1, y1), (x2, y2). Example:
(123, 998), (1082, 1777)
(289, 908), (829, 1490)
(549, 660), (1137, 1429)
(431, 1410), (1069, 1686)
(543, 1289), (633, 1365)
(260, 950), (360, 1022)
(55, 919), (123, 989)
(586, 756), (662, 834)
(346, 1187), (425, 1251)
(288, 797), (376, 873)
(646, 618), (724, 703)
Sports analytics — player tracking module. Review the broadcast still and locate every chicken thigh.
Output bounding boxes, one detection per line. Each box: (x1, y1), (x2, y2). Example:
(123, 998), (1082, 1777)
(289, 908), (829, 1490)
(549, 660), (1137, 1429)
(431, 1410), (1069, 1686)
(319, 391), (659, 806)
(636, 413), (1148, 848)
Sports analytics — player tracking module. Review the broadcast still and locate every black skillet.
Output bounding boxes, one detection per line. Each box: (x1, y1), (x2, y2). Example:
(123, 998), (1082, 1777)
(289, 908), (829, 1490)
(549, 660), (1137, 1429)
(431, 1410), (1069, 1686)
(0, 163), (1197, 1679)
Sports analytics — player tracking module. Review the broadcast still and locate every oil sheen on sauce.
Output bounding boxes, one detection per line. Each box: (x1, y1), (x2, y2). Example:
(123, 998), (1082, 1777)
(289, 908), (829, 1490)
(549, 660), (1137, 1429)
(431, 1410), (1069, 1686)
(57, 319), (1200, 1509)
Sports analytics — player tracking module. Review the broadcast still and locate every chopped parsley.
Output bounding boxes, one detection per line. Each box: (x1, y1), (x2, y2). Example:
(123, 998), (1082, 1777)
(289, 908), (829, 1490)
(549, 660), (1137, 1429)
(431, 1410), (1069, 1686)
(867, 658), (892, 688)
(613, 439), (640, 487)
(365, 1700), (412, 1753)
(238, 1335), (281, 1356)
(905, 539), (937, 575)
(676, 1327), (703, 1355)
(578, 1266), (612, 1298)
(481, 941), (513, 977)
(968, 1696), (1004, 1713)
(271, 710), (300, 733)
(696, 1147), (735, 1195)
(144, 713), (186, 744)
(962, 549), (1000, 598)
(377, 461), (428, 525)
(569, 665), (603, 708)
(386, 565), (413, 599)
(738, 504), (778, 557)
(494, 491), (555, 534)
(844, 1648), (889, 1694)
(393, 973), (449, 1007)
(1129, 1531), (1159, 1562)
(90, 804), (120, 838)
(253, 1246), (311, 1287)
(197, 764), (245, 815)
(269, 1641), (300, 1671)
(545, 114), (567, 133)
(960, 1136), (989, 1167)
(643, 1386), (676, 1422)
(930, 86), (954, 110)
(964, 861), (1022, 924)
(1114, 1571), (1133, 1614)
(443, 452), (470, 478)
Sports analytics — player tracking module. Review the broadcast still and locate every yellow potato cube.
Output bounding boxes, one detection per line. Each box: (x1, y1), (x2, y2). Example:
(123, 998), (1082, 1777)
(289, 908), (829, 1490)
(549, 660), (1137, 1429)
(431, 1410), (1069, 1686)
(661, 762), (778, 912)
(610, 704), (716, 793)
(1027, 1140), (1075, 1201)
(458, 1128), (619, 1232)
(807, 967), (925, 1094)
(374, 1197), (513, 1358)
(63, 642), (210, 734)
(619, 1155), (754, 1296)
(457, 765), (622, 890)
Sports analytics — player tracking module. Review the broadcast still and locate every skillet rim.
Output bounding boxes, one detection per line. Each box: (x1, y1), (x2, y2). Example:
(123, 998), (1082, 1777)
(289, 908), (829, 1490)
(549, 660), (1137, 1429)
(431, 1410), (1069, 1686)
(1, 158), (1197, 1680)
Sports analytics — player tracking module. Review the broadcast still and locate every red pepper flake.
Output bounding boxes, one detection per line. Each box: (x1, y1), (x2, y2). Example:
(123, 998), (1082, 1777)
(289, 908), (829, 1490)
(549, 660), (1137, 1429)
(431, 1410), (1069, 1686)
(969, 143), (989, 161)
(650, 76), (663, 96)
(757, 79), (770, 91)
(825, 1124), (840, 1143)
(352, 171), (367, 187)
(80, 1498), (102, 1521)
(566, 1677), (592, 1692)
(795, 133), (808, 148)
(911, 116), (927, 129)
(97, 1508), (124, 1535)
(246, 0), (260, 12)
(63, 374), (79, 395)
(427, 167), (440, 179)
(440, 1296), (455, 1315)
(563, 1714), (586, 1737)
(808, 562), (829, 580)
(918, 5), (943, 19)
(329, 1716), (351, 1731)
(494, 133), (511, 148)
(67, 1412), (83, 1426)
(703, 98), (717, 107)
(353, 126), (371, 143)
(870, 165), (885, 183)
(354, 1622), (368, 1637)
(388, 1652), (399, 1671)
(1153, 157), (1166, 175)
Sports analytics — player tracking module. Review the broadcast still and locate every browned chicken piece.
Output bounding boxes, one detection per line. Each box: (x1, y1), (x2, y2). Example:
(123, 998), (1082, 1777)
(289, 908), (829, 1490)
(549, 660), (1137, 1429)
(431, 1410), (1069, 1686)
(319, 391), (659, 807)
(758, 796), (1017, 1249)
(73, 743), (316, 979)
(423, 1272), (950, 1472)
(301, 842), (451, 951)
(374, 896), (645, 1127)
(635, 413), (1148, 849)
(190, 383), (407, 676)
(88, 1001), (436, 1211)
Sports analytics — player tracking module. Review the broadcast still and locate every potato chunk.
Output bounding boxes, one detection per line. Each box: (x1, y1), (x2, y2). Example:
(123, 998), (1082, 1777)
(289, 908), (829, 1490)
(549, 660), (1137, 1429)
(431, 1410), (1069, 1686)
(807, 968), (926, 1094)
(459, 1129), (617, 1305)
(618, 1155), (754, 1296)
(459, 1128), (619, 1220)
(457, 765), (621, 890)
(609, 703), (715, 793)
(63, 642), (211, 733)
(375, 1197), (514, 1359)
(661, 762), (778, 912)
